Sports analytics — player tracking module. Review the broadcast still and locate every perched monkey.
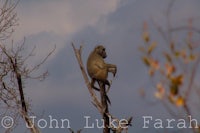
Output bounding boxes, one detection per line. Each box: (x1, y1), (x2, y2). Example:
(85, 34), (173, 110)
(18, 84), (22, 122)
(87, 45), (117, 91)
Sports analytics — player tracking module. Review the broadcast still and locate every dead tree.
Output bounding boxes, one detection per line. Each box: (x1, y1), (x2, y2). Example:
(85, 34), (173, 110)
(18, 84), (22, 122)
(0, 41), (55, 133)
(0, 1), (56, 132)
(72, 43), (132, 133)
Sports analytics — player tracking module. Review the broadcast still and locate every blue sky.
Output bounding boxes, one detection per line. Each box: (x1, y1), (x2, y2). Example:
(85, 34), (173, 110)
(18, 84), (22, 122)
(2, 0), (200, 132)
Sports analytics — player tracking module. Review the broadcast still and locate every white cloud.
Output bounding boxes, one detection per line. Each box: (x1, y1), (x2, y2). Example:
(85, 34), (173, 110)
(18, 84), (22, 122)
(9, 0), (121, 65)
(15, 0), (121, 41)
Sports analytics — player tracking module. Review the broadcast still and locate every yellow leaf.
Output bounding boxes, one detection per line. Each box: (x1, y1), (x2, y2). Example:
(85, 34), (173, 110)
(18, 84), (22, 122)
(148, 68), (155, 76)
(155, 83), (165, 99)
(175, 51), (180, 57)
(171, 74), (184, 86)
(155, 92), (162, 99)
(165, 63), (176, 76)
(168, 95), (176, 104)
(189, 54), (196, 61)
(150, 59), (160, 70)
(142, 57), (150, 66)
(164, 53), (172, 63)
(156, 83), (165, 93)
(143, 31), (150, 43)
(170, 83), (179, 96)
(176, 96), (185, 107)
(180, 49), (187, 59)
(148, 42), (157, 54)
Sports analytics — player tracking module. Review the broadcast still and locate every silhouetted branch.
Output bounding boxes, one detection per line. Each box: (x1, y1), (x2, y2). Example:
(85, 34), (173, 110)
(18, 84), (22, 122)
(0, 0), (19, 40)
(72, 43), (104, 114)
(68, 128), (82, 133)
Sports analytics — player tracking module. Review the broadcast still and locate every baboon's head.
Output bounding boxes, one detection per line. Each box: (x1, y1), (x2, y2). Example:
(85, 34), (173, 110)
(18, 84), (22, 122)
(94, 45), (107, 58)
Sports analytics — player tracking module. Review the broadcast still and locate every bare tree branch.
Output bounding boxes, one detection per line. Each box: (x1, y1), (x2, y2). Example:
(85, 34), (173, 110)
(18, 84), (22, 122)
(0, 0), (19, 40)
(71, 43), (103, 114)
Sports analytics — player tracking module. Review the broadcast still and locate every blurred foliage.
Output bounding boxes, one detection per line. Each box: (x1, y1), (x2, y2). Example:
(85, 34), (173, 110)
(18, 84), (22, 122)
(140, 18), (200, 132)
(140, 21), (199, 107)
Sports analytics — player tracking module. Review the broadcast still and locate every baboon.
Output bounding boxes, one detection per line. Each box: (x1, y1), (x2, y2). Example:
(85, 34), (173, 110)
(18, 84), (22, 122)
(87, 45), (117, 91)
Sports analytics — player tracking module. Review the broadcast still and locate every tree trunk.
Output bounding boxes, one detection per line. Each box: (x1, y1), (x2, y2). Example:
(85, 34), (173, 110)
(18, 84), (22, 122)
(99, 82), (110, 133)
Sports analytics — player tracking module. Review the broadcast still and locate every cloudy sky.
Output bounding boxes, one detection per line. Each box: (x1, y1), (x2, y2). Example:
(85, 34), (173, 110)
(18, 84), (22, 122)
(1, 0), (200, 132)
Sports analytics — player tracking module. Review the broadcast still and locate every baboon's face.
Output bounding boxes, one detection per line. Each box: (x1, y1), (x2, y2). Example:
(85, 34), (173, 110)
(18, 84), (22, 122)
(95, 45), (107, 58)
